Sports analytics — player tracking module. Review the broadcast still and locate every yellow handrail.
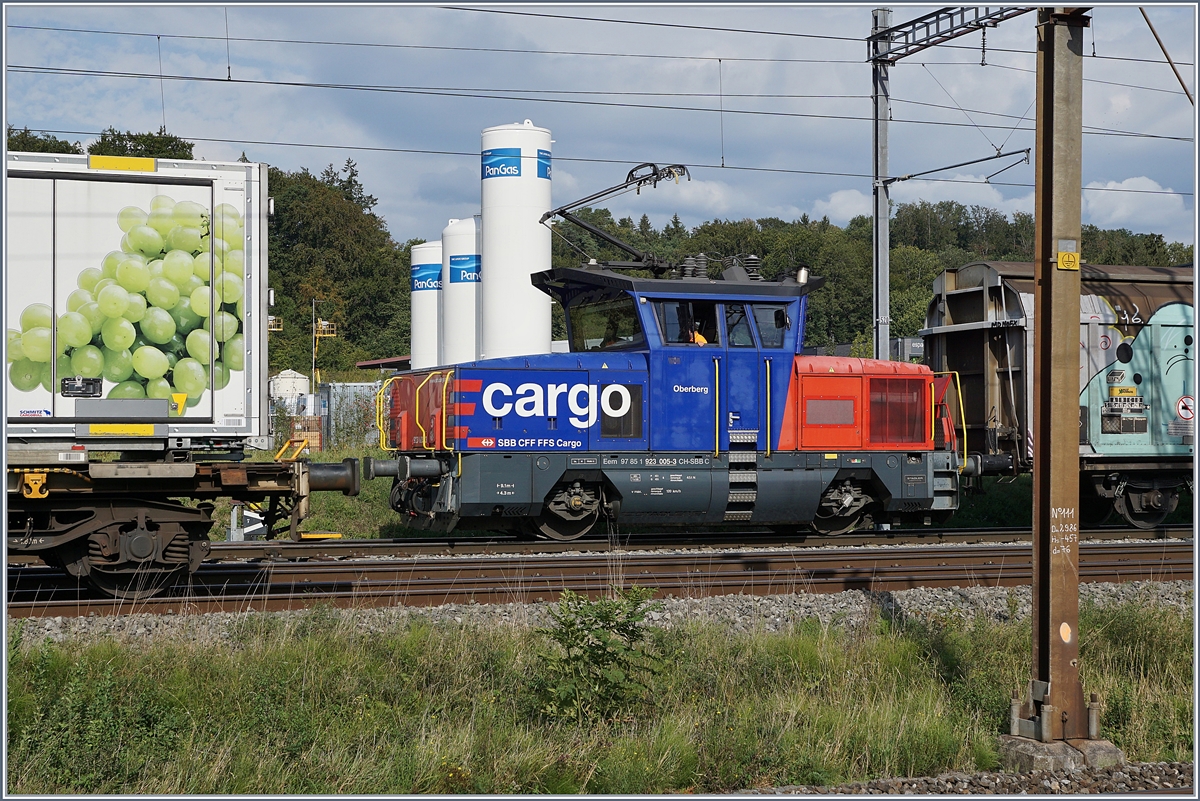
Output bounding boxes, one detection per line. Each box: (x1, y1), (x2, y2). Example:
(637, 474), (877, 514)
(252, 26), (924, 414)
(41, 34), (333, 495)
(932, 370), (967, 473)
(713, 356), (721, 458)
(929, 380), (935, 444)
(412, 371), (438, 451)
(440, 368), (455, 452)
(765, 358), (772, 458)
(376, 376), (401, 452)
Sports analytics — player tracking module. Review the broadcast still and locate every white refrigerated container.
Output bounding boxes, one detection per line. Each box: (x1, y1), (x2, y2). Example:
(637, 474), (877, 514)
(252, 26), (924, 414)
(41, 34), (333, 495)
(5, 153), (269, 451)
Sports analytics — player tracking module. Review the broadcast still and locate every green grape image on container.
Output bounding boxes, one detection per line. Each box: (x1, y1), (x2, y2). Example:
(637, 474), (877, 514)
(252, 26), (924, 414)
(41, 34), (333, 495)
(9, 191), (248, 415)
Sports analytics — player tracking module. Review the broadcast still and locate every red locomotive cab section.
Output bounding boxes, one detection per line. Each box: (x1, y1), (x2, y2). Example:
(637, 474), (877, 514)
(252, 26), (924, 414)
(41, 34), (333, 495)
(777, 357), (935, 451)
(386, 369), (457, 452)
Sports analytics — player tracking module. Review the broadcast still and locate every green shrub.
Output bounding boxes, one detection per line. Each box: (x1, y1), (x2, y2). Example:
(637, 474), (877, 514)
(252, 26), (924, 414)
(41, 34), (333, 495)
(534, 586), (661, 723)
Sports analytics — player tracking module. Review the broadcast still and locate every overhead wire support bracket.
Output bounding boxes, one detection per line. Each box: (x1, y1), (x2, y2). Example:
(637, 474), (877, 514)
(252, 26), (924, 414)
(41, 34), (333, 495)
(867, 7), (1037, 64)
(866, 6), (1038, 362)
(882, 147), (1030, 186)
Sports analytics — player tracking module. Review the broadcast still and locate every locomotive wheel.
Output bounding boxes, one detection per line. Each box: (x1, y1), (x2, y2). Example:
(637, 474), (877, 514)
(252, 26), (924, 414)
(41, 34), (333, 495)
(535, 481), (602, 541)
(534, 509), (599, 541)
(809, 512), (864, 537)
(1114, 491), (1174, 530)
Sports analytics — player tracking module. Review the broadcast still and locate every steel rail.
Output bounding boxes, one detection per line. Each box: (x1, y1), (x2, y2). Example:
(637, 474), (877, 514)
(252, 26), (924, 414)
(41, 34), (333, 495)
(9, 524), (1185, 566)
(7, 541), (1190, 618)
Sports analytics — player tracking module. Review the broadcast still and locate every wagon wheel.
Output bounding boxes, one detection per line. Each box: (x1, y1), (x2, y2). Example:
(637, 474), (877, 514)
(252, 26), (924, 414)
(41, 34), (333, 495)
(534, 509), (599, 541)
(75, 523), (193, 600)
(1114, 492), (1173, 530)
(86, 561), (188, 601)
(1079, 491), (1113, 528)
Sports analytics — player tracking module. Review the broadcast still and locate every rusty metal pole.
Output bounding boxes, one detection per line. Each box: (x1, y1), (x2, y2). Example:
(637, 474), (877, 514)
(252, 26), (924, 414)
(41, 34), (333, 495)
(1027, 6), (1090, 742)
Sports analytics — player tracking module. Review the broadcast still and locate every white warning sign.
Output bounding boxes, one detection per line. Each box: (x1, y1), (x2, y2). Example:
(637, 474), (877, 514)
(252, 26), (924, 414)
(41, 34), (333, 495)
(1176, 395), (1195, 421)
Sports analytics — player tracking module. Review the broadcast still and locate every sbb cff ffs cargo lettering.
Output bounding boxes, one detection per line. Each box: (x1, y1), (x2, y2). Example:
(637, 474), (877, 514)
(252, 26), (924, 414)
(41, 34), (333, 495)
(365, 262), (963, 540)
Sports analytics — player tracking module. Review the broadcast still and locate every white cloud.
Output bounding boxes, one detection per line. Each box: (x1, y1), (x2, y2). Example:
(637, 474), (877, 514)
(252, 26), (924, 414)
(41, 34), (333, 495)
(1083, 176), (1194, 245)
(1108, 93), (1133, 116)
(670, 178), (737, 216)
(890, 173), (1035, 217)
(811, 189), (871, 224)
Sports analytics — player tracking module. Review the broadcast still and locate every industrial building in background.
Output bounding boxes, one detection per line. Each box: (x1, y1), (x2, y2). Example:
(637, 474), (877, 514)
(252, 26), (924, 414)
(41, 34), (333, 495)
(440, 215), (482, 364)
(480, 120), (553, 360)
(408, 119), (554, 367)
(409, 240), (443, 369)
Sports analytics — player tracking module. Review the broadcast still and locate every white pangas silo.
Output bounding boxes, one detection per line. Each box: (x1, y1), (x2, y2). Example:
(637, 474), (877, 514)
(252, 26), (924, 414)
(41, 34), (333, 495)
(480, 119), (552, 359)
(440, 215), (482, 364)
(409, 240), (443, 369)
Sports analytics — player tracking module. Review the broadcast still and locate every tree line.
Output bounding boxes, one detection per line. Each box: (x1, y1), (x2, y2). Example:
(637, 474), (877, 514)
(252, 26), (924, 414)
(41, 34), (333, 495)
(9, 126), (1193, 373)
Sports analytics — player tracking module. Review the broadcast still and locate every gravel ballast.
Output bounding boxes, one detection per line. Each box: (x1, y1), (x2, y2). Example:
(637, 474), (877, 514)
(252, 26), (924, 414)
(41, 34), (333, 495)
(10, 579), (1192, 647)
(742, 761), (1193, 794)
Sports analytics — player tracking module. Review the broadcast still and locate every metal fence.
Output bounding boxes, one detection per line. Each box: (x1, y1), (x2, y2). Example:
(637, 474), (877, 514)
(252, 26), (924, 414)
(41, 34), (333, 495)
(316, 381), (382, 450)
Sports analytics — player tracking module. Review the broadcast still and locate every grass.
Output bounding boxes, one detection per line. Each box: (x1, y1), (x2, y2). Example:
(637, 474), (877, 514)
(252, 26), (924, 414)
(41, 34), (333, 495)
(7, 596), (1192, 794)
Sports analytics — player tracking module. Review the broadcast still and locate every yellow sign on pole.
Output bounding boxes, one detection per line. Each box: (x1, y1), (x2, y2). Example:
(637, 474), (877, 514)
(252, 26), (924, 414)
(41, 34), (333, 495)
(1057, 251), (1080, 271)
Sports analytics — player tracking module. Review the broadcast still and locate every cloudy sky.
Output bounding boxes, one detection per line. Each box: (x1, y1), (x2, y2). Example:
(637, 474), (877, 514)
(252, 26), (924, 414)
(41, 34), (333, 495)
(5, 4), (1196, 245)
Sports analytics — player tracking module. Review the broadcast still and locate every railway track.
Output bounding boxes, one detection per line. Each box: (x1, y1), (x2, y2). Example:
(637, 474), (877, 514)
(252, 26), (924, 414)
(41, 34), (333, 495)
(205, 523), (1189, 560)
(7, 523), (1184, 567)
(7, 539), (1191, 618)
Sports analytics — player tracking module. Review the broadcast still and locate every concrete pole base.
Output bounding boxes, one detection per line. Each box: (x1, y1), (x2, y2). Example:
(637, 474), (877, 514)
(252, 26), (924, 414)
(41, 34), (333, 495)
(997, 735), (1126, 773)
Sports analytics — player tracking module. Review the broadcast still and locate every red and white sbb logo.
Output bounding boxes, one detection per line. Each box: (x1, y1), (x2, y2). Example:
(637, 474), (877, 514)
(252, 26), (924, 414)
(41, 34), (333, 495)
(467, 437), (496, 448)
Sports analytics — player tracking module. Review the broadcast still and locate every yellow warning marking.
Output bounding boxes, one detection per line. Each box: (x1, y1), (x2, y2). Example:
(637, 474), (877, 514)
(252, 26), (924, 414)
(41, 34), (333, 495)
(20, 472), (48, 499)
(169, 393), (188, 416)
(824, 453), (838, 460)
(90, 423), (155, 436)
(88, 155), (157, 172)
(1057, 251), (1080, 271)
(300, 532), (343, 540)
(1109, 386), (1138, 397)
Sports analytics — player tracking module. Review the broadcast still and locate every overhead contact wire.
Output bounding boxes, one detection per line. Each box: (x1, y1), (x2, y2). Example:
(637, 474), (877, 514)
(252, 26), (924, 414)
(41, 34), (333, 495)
(9, 64), (1192, 142)
(22, 128), (1194, 197)
(9, 22), (1193, 67)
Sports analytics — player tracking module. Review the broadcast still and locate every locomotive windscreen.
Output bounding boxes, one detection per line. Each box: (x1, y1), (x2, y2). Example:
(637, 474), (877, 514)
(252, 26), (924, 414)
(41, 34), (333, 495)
(568, 295), (646, 351)
(654, 300), (721, 345)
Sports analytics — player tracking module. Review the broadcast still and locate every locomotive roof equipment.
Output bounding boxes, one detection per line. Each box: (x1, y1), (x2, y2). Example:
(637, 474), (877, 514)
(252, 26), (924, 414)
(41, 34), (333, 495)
(540, 163), (691, 277)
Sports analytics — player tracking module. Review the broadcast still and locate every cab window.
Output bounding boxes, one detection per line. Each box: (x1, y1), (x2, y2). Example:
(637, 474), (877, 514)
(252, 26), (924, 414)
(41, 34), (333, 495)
(654, 300), (721, 346)
(724, 303), (756, 347)
(568, 296), (646, 351)
(752, 303), (790, 349)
